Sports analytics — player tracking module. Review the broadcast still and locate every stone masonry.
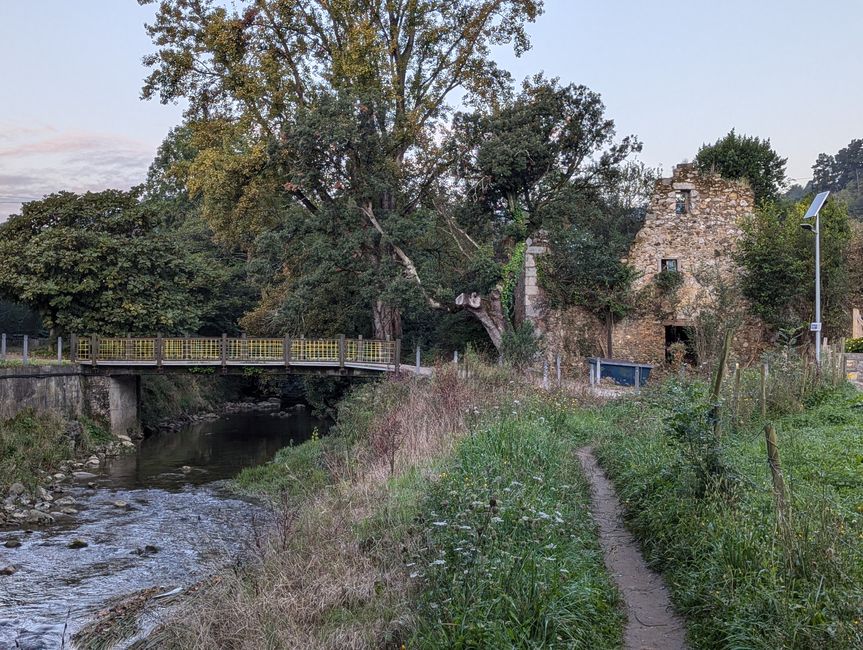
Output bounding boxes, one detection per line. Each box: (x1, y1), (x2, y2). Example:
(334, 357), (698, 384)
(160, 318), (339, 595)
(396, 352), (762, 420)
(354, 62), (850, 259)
(531, 163), (763, 368)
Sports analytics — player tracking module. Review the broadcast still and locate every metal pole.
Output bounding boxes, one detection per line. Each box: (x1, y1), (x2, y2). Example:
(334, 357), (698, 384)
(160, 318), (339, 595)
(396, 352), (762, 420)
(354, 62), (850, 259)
(23, 335), (29, 365)
(57, 337), (63, 365)
(815, 211), (822, 368)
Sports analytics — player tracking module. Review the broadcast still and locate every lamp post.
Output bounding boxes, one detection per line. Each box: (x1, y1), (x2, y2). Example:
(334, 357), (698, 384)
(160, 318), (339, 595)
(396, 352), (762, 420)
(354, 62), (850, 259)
(801, 191), (830, 367)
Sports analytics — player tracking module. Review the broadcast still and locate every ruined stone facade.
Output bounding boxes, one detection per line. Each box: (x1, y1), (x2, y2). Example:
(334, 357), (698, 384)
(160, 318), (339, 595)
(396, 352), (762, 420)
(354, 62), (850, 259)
(530, 164), (765, 368)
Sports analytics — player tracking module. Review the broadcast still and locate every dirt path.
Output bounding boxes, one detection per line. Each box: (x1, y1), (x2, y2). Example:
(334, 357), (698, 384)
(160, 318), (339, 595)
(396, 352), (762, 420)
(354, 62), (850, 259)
(577, 446), (688, 650)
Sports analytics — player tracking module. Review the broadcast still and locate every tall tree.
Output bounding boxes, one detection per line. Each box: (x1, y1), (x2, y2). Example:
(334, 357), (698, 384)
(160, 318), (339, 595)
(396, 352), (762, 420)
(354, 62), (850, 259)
(0, 189), (207, 335)
(696, 130), (787, 204)
(138, 0), (543, 340)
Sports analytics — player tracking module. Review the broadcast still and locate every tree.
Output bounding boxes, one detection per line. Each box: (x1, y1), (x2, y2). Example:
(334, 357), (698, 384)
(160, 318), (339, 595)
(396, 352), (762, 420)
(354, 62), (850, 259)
(696, 130), (787, 204)
(444, 76), (640, 346)
(138, 0), (544, 340)
(0, 189), (208, 335)
(736, 197), (851, 337)
(811, 138), (863, 220)
(144, 126), (259, 334)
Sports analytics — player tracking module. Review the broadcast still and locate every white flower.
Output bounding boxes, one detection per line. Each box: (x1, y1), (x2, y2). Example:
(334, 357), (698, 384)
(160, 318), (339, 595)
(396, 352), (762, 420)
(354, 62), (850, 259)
(491, 516), (503, 523)
(430, 559), (446, 566)
(431, 521), (448, 527)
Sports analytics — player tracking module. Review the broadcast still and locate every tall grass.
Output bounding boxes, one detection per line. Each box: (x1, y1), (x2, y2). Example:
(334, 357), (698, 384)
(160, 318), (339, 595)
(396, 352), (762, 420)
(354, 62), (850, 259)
(409, 401), (622, 648)
(155, 364), (533, 649)
(594, 384), (863, 648)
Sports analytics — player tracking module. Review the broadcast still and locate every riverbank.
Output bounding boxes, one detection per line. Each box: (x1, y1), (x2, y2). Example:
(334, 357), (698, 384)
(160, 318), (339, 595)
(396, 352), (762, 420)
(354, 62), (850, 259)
(143, 361), (863, 649)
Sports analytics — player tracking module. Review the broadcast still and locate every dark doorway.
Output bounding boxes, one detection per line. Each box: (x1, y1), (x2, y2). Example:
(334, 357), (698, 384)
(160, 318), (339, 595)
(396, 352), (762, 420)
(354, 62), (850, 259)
(665, 325), (697, 364)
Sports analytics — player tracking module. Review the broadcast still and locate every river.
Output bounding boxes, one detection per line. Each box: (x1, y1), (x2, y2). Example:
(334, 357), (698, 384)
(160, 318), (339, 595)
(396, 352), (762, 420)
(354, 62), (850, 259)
(0, 406), (327, 649)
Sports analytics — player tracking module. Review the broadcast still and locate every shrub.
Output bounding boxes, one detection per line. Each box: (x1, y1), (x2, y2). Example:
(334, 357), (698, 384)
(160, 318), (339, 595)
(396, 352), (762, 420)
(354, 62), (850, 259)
(847, 337), (863, 353)
(501, 321), (541, 369)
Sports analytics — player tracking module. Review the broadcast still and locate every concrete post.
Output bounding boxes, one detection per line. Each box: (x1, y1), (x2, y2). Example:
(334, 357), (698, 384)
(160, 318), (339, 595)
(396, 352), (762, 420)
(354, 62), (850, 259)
(1, 333), (5, 360)
(415, 345), (421, 373)
(284, 335), (291, 368)
(91, 334), (98, 367)
(357, 335), (364, 363)
(543, 360), (549, 390)
(556, 353), (561, 387)
(156, 333), (163, 369)
(453, 350), (459, 364)
(23, 335), (28, 365)
(338, 334), (346, 368)
(70, 334), (78, 363)
(57, 337), (63, 365)
(395, 339), (401, 375)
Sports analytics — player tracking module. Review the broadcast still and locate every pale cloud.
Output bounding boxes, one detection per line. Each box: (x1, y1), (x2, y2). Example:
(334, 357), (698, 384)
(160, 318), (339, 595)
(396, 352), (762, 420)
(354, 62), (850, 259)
(0, 124), (154, 220)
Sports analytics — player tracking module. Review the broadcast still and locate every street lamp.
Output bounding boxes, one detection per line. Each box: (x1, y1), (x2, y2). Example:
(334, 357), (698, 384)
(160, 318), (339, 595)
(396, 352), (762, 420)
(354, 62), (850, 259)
(801, 190), (830, 367)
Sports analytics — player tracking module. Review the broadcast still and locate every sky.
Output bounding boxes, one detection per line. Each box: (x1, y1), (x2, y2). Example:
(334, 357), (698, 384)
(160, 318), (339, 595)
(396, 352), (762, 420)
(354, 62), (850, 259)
(1, 0), (861, 221)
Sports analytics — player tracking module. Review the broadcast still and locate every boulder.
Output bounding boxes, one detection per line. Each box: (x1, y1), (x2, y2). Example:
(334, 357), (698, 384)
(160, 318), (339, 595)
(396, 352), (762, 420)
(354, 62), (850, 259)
(8, 483), (25, 497)
(72, 471), (97, 480)
(26, 509), (54, 524)
(54, 496), (76, 507)
(37, 487), (52, 502)
(52, 473), (66, 481)
(67, 539), (88, 549)
(112, 500), (129, 509)
(85, 456), (100, 467)
(0, 566), (16, 576)
(4, 538), (21, 549)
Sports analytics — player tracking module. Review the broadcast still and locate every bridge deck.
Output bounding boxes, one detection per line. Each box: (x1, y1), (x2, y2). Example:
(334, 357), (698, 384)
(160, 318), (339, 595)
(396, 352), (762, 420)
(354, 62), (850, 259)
(73, 335), (401, 373)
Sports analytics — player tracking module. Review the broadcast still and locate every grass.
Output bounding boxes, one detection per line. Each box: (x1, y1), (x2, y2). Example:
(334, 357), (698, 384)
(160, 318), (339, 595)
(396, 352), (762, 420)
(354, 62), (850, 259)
(592, 383), (863, 649)
(153, 366), (625, 649)
(0, 409), (75, 489)
(233, 436), (329, 496)
(408, 401), (622, 648)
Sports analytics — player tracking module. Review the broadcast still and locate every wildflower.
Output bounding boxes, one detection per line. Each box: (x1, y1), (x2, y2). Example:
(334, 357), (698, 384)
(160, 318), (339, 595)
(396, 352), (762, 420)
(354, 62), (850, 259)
(430, 559), (446, 566)
(431, 521), (448, 527)
(491, 516), (503, 523)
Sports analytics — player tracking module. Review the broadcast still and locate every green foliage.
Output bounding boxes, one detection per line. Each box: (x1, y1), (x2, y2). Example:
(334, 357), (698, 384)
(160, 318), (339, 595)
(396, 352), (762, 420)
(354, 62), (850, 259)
(0, 189), (208, 335)
(0, 300), (43, 335)
(233, 438), (329, 496)
(0, 410), (74, 489)
(500, 241), (526, 321)
(501, 320), (540, 368)
(847, 338), (863, 353)
(653, 268), (684, 295)
(410, 405), (623, 648)
(539, 228), (638, 321)
(812, 138), (863, 219)
(696, 129), (787, 204)
(595, 386), (863, 648)
(737, 197), (852, 335)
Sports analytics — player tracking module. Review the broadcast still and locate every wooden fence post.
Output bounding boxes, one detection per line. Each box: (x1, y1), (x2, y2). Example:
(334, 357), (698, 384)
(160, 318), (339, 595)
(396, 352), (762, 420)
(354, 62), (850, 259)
(395, 339), (401, 375)
(760, 361), (768, 419)
(764, 423), (790, 534)
(709, 331), (733, 440)
(732, 363), (741, 424)
(338, 334), (346, 369)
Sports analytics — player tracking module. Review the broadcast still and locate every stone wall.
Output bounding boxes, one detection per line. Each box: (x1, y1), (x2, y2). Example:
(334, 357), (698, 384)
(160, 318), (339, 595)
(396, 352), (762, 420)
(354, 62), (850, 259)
(846, 353), (863, 384)
(528, 163), (765, 367)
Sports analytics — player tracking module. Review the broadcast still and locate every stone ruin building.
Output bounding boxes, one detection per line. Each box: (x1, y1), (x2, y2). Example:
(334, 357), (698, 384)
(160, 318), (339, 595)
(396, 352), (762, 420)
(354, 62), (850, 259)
(522, 163), (764, 368)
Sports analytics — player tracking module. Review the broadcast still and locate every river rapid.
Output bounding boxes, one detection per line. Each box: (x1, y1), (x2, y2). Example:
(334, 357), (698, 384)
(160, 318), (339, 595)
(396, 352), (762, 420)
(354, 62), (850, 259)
(0, 406), (327, 648)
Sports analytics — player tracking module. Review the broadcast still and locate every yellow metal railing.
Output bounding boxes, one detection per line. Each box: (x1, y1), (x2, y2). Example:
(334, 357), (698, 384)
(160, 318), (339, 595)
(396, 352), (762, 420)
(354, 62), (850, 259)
(73, 336), (399, 369)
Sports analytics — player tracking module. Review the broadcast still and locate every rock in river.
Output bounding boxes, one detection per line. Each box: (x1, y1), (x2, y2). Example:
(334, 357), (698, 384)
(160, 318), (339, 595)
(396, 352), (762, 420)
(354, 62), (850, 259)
(0, 566), (16, 576)
(4, 538), (21, 549)
(67, 539), (88, 549)
(26, 510), (54, 524)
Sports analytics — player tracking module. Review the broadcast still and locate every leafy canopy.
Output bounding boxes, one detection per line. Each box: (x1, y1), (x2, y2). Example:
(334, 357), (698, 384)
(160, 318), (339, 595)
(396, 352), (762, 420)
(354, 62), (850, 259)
(696, 130), (787, 204)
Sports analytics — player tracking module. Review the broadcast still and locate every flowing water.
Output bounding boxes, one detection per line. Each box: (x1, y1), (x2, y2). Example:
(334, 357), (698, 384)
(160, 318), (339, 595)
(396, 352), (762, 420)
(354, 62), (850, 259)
(0, 407), (327, 649)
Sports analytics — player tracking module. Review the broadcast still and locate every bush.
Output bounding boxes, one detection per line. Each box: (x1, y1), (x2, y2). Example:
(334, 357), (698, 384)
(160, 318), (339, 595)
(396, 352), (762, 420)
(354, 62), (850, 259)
(0, 410), (74, 489)
(847, 337), (863, 353)
(501, 321), (541, 369)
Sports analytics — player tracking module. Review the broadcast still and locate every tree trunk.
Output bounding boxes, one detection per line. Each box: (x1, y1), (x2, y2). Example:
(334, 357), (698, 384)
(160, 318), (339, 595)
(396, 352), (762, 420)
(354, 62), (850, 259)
(456, 290), (507, 351)
(373, 300), (402, 340)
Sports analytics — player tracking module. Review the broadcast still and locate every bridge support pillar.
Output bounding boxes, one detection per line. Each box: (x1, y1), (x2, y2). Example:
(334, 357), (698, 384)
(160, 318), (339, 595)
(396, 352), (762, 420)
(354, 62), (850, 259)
(107, 375), (141, 438)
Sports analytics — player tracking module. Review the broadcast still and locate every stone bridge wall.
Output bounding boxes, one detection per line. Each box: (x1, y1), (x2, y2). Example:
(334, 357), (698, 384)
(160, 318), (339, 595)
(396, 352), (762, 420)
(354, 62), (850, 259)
(0, 366), (140, 437)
